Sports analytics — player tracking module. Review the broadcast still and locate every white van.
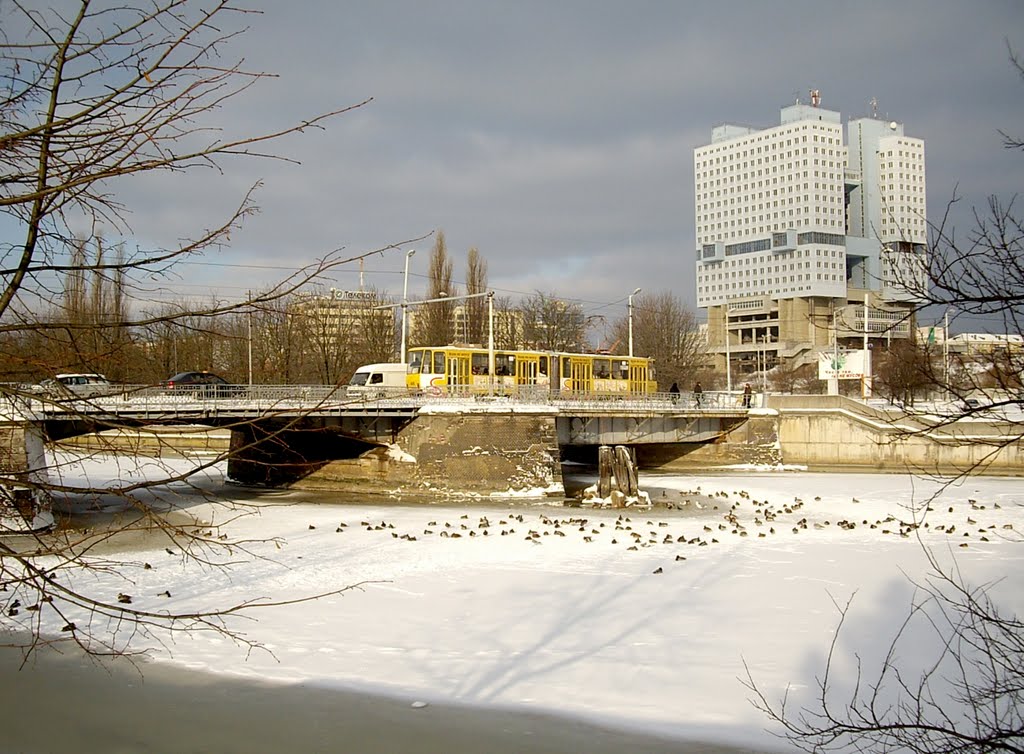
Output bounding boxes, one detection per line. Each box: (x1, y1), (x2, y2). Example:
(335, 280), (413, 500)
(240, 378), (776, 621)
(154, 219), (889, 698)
(346, 363), (409, 398)
(36, 373), (112, 397)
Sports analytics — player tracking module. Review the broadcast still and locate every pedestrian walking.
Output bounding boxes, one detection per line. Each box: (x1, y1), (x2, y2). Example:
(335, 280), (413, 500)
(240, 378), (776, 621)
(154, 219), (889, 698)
(693, 381), (703, 408)
(669, 382), (680, 404)
(742, 383), (752, 408)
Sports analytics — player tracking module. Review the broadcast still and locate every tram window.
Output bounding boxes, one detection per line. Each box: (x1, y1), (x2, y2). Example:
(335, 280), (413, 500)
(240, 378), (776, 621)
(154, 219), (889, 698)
(539, 356), (548, 375)
(409, 351), (423, 372)
(433, 352), (445, 373)
(495, 354), (513, 376)
(594, 359), (610, 378)
(472, 354), (488, 374)
(611, 361), (627, 379)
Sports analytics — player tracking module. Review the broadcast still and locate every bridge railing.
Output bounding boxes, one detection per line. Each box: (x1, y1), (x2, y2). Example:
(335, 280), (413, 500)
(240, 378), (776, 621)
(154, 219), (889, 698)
(10, 382), (751, 415)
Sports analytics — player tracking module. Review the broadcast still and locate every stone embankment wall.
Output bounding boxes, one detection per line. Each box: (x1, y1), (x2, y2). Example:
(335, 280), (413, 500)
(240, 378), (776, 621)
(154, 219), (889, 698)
(57, 426), (232, 455)
(638, 396), (1022, 476)
(286, 410), (564, 497)
(636, 413), (782, 470)
(767, 395), (1023, 475)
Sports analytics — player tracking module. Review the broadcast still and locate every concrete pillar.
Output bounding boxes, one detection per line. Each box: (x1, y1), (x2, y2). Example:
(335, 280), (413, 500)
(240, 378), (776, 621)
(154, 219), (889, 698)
(293, 411), (564, 497)
(0, 406), (52, 531)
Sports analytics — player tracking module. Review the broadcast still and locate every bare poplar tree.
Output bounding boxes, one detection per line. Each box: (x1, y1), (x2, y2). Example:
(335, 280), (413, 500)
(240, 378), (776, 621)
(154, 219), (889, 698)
(465, 246), (488, 345)
(417, 231), (456, 346)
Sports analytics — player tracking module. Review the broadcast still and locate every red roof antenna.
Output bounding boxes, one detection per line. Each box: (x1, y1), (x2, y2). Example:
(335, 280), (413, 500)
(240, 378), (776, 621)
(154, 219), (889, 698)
(810, 89), (821, 108)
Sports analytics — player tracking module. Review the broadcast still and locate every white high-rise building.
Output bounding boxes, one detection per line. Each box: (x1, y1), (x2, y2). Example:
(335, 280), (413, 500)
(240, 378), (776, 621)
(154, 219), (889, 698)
(847, 116), (927, 301)
(694, 95), (926, 378)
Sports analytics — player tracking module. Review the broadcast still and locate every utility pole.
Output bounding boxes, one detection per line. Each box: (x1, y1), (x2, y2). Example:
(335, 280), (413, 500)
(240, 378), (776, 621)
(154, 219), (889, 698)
(628, 287), (641, 357)
(400, 249), (415, 364)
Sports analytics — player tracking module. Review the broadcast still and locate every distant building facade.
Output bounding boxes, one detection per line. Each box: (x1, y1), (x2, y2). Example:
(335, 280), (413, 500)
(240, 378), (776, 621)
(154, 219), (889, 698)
(694, 94), (926, 376)
(290, 288), (392, 350)
(917, 328), (1023, 358)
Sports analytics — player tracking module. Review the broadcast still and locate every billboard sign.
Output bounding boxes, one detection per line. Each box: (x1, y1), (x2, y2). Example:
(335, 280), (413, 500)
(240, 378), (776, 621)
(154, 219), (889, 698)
(818, 349), (866, 380)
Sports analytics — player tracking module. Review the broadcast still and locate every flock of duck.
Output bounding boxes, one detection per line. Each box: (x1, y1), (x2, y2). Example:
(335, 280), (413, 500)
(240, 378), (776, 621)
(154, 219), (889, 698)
(319, 486), (1016, 573)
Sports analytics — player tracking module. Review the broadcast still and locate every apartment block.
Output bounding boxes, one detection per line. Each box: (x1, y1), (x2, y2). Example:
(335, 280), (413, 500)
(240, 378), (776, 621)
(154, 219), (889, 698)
(694, 94), (927, 378)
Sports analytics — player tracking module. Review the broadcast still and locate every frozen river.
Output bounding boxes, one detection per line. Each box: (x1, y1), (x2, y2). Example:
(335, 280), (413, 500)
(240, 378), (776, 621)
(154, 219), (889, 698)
(6, 452), (1024, 752)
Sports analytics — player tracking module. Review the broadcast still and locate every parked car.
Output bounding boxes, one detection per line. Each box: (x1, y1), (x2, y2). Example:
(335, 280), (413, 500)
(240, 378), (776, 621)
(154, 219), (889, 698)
(163, 371), (244, 398)
(36, 373), (113, 398)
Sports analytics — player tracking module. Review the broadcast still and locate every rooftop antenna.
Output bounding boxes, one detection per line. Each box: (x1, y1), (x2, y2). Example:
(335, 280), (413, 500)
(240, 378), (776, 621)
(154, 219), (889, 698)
(810, 89), (821, 107)
(870, 96), (878, 118)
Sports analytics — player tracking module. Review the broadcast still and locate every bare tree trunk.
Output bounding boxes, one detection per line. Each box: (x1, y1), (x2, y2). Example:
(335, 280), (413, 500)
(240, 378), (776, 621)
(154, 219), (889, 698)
(0, 1), (398, 657)
(465, 246), (488, 345)
(419, 231), (456, 346)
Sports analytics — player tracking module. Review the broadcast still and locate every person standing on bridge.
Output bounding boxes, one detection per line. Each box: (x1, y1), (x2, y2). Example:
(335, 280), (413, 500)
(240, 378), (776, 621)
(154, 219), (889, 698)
(742, 383), (752, 408)
(669, 382), (680, 403)
(692, 381), (703, 408)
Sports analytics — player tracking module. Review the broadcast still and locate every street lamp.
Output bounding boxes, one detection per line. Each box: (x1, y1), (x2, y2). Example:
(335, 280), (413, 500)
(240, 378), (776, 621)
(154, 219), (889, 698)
(628, 287), (641, 357)
(400, 249), (415, 364)
(722, 305), (736, 394)
(829, 306), (840, 396)
(862, 292), (872, 399)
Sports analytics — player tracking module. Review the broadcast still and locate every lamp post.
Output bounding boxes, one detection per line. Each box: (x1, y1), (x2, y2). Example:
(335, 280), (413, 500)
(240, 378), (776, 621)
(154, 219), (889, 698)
(400, 249), (415, 364)
(862, 292), (872, 399)
(829, 307), (840, 396)
(724, 306), (732, 394)
(628, 287), (641, 357)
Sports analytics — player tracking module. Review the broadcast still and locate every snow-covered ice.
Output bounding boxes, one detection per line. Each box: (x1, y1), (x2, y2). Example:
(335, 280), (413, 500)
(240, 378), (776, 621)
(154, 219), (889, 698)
(17, 451), (1024, 752)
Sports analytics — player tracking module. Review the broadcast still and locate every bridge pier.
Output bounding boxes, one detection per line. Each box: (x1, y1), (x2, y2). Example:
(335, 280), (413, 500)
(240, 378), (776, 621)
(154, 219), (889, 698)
(0, 406), (52, 531)
(597, 445), (638, 498)
(226, 423), (376, 487)
(289, 409), (564, 498)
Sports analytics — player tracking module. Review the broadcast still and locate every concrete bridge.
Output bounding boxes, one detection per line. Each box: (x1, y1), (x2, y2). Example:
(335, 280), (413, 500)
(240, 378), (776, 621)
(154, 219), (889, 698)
(7, 386), (1017, 527)
(15, 384), (748, 444)
(1, 385), (751, 514)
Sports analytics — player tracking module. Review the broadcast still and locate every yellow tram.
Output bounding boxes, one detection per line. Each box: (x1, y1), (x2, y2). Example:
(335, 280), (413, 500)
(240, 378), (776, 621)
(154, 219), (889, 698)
(405, 346), (657, 395)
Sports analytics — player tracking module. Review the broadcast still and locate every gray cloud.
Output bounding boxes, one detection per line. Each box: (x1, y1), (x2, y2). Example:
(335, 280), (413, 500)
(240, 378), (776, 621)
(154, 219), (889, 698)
(39, 0), (1024, 314)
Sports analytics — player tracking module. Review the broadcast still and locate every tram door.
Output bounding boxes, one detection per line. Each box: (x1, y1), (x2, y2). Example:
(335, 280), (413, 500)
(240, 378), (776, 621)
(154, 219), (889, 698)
(566, 356), (593, 393)
(515, 355), (540, 386)
(446, 351), (472, 393)
(627, 361), (648, 393)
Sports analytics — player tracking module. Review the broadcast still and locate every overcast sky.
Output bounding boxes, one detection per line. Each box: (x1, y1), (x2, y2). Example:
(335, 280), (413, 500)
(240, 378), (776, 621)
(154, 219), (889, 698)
(13, 1), (1024, 332)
